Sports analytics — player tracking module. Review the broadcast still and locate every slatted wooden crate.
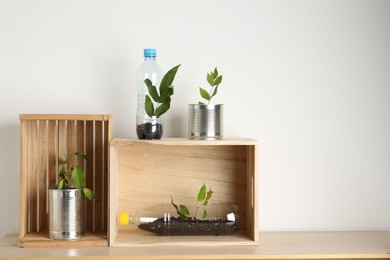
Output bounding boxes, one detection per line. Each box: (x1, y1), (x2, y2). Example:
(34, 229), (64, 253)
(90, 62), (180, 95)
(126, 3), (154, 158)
(19, 114), (112, 248)
(109, 138), (258, 247)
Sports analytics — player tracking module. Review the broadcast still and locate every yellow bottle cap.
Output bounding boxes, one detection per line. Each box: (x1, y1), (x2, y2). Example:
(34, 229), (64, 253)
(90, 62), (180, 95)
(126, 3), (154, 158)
(119, 212), (129, 225)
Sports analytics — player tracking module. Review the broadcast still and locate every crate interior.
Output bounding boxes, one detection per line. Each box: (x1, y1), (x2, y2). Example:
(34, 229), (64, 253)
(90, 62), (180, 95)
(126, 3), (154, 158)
(19, 114), (111, 248)
(109, 139), (257, 246)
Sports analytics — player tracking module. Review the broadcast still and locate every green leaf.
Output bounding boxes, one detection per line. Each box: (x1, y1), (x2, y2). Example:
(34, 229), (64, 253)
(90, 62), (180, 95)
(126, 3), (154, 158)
(198, 101), (205, 105)
(207, 73), (214, 85)
(197, 184), (207, 202)
(203, 187), (213, 207)
(155, 102), (170, 117)
(214, 75), (222, 86)
(83, 187), (95, 200)
(144, 78), (153, 89)
(160, 64), (181, 96)
(202, 209), (207, 220)
(179, 204), (190, 217)
(171, 198), (190, 218)
(57, 179), (68, 189)
(147, 85), (160, 103)
(71, 165), (86, 189)
(213, 68), (218, 79)
(199, 87), (210, 101)
(160, 85), (174, 99)
(159, 95), (171, 105)
(59, 166), (67, 180)
(210, 85), (219, 100)
(144, 95), (155, 117)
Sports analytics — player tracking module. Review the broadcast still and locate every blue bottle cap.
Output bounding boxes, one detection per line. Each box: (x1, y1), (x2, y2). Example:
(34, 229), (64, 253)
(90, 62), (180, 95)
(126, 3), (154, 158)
(144, 48), (157, 58)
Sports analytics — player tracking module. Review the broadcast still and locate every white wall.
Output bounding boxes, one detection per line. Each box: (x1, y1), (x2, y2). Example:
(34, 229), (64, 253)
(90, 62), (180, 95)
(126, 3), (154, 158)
(1, 0), (390, 238)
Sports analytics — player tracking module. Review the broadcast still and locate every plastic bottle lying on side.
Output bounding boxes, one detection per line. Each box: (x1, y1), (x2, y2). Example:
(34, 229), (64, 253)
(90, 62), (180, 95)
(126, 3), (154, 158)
(119, 211), (239, 236)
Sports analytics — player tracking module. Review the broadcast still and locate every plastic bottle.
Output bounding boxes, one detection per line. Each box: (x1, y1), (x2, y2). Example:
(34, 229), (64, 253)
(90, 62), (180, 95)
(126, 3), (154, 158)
(136, 48), (164, 140)
(119, 211), (238, 236)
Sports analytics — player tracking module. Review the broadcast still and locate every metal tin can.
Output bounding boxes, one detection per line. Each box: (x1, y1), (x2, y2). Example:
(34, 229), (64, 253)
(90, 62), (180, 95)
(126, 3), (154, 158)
(188, 104), (223, 140)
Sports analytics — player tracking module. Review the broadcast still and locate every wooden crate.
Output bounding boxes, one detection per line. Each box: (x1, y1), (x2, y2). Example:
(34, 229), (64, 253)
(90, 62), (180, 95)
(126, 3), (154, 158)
(109, 138), (258, 247)
(19, 114), (112, 248)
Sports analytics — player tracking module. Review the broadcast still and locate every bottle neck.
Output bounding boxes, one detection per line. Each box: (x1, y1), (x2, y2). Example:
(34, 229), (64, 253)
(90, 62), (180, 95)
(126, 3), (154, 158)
(144, 56), (156, 61)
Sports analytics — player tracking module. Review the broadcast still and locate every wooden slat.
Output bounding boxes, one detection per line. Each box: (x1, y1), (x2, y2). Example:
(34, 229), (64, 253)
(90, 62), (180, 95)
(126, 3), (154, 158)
(94, 121), (103, 231)
(109, 145), (119, 246)
(67, 120), (76, 161)
(103, 120), (109, 231)
(85, 121), (94, 231)
(57, 121), (67, 166)
(19, 120), (28, 239)
(47, 121), (57, 188)
(27, 120), (38, 232)
(75, 121), (85, 168)
(110, 138), (257, 146)
(20, 114), (110, 121)
(246, 145), (257, 242)
(38, 120), (47, 232)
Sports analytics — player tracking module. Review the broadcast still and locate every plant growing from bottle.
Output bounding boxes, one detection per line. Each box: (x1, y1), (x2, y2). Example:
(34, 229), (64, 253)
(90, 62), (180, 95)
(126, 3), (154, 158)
(136, 183), (239, 235)
(199, 67), (223, 104)
(137, 64), (180, 139)
(55, 151), (94, 200)
(171, 183), (213, 220)
(144, 64), (181, 118)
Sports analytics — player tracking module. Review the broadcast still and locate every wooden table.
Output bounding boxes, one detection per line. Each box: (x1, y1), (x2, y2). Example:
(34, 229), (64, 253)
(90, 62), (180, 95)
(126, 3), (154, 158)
(1, 232), (390, 259)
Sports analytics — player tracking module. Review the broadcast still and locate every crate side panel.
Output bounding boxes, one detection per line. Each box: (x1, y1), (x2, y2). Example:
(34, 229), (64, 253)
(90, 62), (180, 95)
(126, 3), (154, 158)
(103, 120), (109, 232)
(109, 145), (119, 245)
(246, 145), (257, 241)
(19, 120), (28, 239)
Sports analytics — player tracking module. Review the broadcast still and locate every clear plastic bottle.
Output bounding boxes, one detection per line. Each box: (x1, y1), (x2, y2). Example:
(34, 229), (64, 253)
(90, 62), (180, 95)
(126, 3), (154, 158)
(136, 48), (164, 140)
(119, 210), (239, 236)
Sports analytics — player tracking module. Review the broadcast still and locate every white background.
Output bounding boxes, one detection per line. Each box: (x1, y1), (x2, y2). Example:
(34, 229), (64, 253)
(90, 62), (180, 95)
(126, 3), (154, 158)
(1, 0), (390, 238)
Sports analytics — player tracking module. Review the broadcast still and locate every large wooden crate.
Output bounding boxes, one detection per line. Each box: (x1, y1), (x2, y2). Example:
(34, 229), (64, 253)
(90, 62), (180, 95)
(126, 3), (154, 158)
(19, 114), (112, 248)
(109, 138), (258, 246)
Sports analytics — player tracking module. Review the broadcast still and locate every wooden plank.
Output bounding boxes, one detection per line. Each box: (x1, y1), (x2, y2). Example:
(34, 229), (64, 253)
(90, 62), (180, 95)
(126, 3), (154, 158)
(38, 120), (48, 232)
(67, 120), (76, 160)
(27, 120), (38, 233)
(57, 121), (67, 167)
(75, 120), (85, 168)
(18, 232), (107, 248)
(94, 121), (103, 231)
(103, 120), (109, 232)
(85, 120), (94, 231)
(47, 120), (57, 188)
(19, 114), (110, 121)
(110, 138), (258, 146)
(6, 232), (390, 258)
(246, 144), (258, 242)
(109, 144), (119, 246)
(19, 120), (28, 239)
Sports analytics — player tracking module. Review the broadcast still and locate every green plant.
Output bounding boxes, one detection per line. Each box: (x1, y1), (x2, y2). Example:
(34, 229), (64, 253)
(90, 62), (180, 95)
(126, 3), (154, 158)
(171, 183), (213, 220)
(56, 151), (94, 200)
(199, 67), (223, 104)
(144, 64), (181, 118)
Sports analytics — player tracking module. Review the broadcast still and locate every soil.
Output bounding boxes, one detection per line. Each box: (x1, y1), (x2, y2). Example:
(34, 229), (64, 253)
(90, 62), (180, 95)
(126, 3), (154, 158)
(136, 123), (163, 140)
(138, 216), (239, 236)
